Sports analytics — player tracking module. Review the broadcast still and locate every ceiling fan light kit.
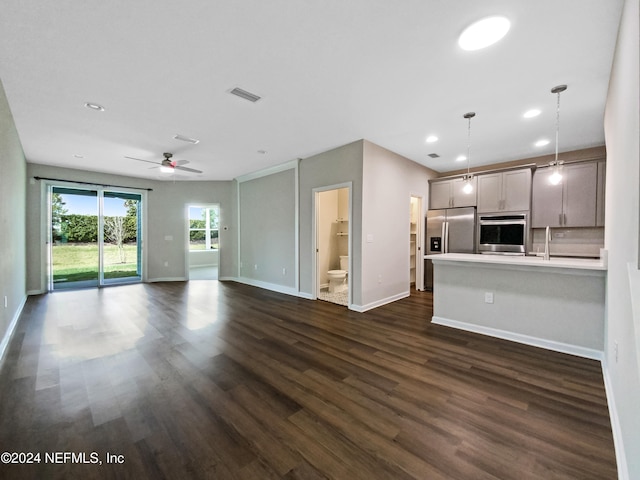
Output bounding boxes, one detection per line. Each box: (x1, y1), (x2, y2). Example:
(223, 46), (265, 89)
(126, 152), (203, 175)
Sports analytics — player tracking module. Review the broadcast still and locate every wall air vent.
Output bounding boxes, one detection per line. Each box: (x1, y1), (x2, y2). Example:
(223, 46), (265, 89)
(229, 87), (261, 103)
(428, 153), (440, 158)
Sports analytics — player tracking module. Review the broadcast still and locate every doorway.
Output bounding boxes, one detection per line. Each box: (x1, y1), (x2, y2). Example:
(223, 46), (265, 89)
(187, 204), (220, 280)
(49, 185), (143, 290)
(410, 195), (424, 291)
(314, 185), (351, 307)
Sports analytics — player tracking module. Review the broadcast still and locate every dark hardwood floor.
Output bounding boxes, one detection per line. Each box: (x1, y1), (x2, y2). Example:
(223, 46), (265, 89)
(0, 281), (617, 479)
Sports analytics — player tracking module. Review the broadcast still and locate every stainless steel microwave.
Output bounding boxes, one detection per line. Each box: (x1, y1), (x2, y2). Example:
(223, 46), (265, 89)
(477, 213), (528, 255)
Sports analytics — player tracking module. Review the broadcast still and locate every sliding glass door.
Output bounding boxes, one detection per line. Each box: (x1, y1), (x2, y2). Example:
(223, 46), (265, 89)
(50, 185), (143, 290)
(51, 187), (100, 289)
(103, 191), (142, 285)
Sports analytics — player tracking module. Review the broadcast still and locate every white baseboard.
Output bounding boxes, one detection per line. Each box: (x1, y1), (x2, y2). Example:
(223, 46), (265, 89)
(350, 291), (410, 313)
(27, 289), (46, 296)
(147, 277), (187, 283)
(298, 291), (314, 300)
(218, 276), (239, 282)
(236, 277), (299, 298)
(601, 361), (629, 480)
(431, 316), (604, 361)
(0, 295), (28, 368)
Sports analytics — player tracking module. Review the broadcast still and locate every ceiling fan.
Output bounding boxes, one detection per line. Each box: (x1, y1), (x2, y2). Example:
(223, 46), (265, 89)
(125, 152), (203, 174)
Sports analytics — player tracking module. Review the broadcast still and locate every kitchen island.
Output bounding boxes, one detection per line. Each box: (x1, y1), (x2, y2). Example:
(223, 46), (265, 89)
(426, 253), (607, 359)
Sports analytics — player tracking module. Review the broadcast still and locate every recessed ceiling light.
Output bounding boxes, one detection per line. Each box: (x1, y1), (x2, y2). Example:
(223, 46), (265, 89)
(535, 139), (550, 147)
(84, 102), (104, 111)
(456, 155), (467, 162)
(257, 150), (267, 154)
(426, 135), (439, 143)
(523, 109), (541, 119)
(458, 16), (511, 51)
(73, 154), (84, 159)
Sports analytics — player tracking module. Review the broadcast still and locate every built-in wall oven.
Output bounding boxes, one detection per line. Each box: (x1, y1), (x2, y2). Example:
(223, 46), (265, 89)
(477, 213), (528, 255)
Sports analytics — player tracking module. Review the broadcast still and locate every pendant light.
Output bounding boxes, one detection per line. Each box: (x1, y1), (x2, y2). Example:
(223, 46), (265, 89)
(462, 112), (476, 194)
(549, 85), (567, 185)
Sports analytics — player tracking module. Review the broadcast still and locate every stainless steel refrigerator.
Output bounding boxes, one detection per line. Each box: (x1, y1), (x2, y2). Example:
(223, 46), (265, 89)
(425, 207), (476, 290)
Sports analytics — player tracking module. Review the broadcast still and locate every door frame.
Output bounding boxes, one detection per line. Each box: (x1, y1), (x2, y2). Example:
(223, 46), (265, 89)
(185, 203), (221, 280)
(44, 180), (147, 291)
(410, 194), (425, 291)
(312, 182), (353, 307)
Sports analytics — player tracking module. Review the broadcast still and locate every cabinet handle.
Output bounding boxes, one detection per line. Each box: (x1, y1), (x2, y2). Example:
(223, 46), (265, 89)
(564, 213), (567, 225)
(559, 213), (563, 225)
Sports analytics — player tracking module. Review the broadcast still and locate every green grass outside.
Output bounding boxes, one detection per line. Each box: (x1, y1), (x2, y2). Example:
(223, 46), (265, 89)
(53, 244), (139, 282)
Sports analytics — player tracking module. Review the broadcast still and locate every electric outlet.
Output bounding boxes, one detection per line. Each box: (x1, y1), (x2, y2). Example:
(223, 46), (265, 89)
(378, 274), (382, 284)
(254, 264), (258, 270)
(4, 296), (7, 308)
(282, 268), (286, 275)
(164, 261), (169, 267)
(484, 292), (494, 304)
(614, 341), (619, 362)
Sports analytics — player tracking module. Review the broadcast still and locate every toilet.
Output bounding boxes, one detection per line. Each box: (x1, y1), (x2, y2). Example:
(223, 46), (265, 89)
(327, 255), (348, 293)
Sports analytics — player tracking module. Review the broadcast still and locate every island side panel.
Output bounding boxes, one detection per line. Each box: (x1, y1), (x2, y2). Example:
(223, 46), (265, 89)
(432, 261), (605, 352)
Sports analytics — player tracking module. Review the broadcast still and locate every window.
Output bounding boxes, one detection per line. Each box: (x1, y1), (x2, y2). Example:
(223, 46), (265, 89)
(189, 205), (219, 250)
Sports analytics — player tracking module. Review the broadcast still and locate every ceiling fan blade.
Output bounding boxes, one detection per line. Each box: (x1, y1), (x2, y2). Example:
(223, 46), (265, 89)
(125, 156), (160, 165)
(174, 159), (189, 166)
(175, 165), (202, 174)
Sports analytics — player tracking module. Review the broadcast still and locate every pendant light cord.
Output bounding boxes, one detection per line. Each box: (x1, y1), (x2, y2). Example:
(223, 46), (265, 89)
(555, 89), (560, 164)
(467, 115), (472, 177)
(463, 112), (475, 179)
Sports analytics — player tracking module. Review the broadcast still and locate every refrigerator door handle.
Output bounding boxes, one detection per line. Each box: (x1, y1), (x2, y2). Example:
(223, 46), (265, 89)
(444, 221), (449, 254)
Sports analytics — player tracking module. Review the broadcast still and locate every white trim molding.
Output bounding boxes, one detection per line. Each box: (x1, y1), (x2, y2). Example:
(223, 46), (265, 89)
(235, 277), (299, 298)
(0, 295), (27, 368)
(351, 291), (410, 313)
(431, 316), (604, 361)
(601, 360), (629, 480)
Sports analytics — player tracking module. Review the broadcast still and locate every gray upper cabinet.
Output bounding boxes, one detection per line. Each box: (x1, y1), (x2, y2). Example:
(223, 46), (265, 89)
(531, 161), (599, 228)
(596, 160), (606, 227)
(477, 169), (532, 213)
(429, 177), (477, 209)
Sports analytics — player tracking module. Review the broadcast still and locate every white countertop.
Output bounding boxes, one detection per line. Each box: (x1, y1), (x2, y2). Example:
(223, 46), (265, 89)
(425, 253), (607, 271)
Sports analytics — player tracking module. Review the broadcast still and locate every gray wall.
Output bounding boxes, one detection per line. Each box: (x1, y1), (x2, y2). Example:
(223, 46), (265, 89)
(602, 0), (640, 476)
(238, 168), (296, 291)
(0, 79), (26, 362)
(299, 141), (363, 303)
(25, 163), (234, 291)
(361, 141), (435, 308)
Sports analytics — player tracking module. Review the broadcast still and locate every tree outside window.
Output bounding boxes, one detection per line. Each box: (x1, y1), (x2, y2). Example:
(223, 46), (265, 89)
(189, 206), (219, 250)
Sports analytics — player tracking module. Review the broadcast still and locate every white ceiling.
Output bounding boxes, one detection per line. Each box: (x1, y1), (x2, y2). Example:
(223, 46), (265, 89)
(0, 0), (624, 181)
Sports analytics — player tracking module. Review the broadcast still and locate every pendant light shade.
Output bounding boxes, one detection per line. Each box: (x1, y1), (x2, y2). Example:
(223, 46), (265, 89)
(462, 112), (476, 194)
(549, 85), (567, 185)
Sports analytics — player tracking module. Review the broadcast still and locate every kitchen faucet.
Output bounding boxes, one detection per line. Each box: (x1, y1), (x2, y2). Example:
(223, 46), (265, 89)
(544, 225), (552, 260)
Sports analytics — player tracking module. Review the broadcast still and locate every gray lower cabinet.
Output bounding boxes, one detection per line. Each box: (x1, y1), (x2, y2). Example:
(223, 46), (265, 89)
(477, 169), (531, 213)
(531, 161), (599, 228)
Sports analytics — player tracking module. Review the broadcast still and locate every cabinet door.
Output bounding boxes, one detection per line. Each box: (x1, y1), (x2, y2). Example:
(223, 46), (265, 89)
(502, 169), (531, 211)
(563, 162), (598, 227)
(430, 181), (451, 209)
(531, 169), (563, 228)
(476, 173), (502, 213)
(451, 177), (477, 207)
(596, 161), (606, 227)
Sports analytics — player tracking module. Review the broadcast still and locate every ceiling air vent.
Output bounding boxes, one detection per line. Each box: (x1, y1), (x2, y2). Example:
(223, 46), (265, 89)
(428, 153), (440, 158)
(229, 87), (261, 103)
(173, 134), (199, 144)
